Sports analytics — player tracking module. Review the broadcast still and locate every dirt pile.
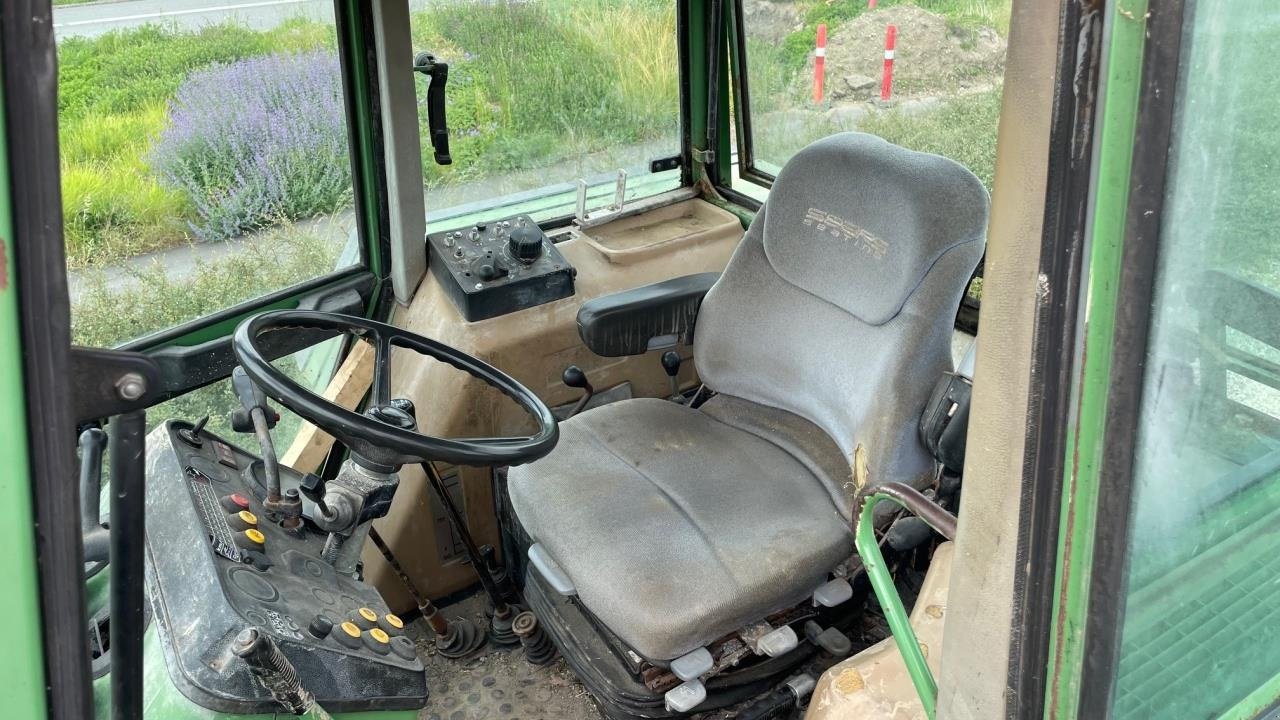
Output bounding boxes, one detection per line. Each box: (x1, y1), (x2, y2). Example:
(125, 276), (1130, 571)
(742, 0), (804, 43)
(822, 5), (1005, 101)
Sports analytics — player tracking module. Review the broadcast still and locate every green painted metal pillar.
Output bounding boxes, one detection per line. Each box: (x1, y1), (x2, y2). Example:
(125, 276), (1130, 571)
(0, 69), (52, 720)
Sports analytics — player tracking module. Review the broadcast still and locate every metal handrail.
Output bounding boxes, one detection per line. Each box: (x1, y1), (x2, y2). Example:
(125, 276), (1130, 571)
(855, 482), (958, 720)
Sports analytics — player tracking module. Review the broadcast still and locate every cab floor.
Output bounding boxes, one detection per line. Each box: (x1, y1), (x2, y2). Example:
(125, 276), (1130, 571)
(407, 594), (771, 720)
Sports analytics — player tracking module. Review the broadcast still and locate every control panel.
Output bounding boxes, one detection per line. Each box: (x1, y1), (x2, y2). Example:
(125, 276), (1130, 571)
(144, 421), (427, 714)
(426, 214), (575, 321)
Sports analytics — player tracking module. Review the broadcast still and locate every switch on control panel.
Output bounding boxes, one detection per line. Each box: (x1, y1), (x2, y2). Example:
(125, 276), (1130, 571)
(426, 214), (575, 321)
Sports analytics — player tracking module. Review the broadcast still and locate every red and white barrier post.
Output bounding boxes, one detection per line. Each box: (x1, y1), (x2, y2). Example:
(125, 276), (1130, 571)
(813, 23), (827, 103)
(868, 0), (877, 9)
(880, 24), (897, 102)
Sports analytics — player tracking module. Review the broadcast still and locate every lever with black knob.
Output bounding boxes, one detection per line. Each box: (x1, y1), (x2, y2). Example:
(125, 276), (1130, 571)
(562, 365), (594, 419)
(661, 351), (683, 403)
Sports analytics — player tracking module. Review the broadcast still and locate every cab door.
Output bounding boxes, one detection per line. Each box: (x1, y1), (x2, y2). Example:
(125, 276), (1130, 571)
(1046, 0), (1280, 716)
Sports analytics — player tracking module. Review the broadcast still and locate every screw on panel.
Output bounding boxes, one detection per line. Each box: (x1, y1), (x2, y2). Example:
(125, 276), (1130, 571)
(115, 372), (147, 401)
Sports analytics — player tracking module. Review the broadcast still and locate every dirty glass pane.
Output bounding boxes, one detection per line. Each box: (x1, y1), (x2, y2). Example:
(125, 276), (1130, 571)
(409, 0), (682, 227)
(738, 0), (1009, 191)
(55, 2), (361, 349)
(1111, 1), (1280, 717)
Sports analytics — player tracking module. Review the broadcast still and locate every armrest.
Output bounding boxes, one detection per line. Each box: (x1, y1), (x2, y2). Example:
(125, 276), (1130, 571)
(576, 272), (720, 357)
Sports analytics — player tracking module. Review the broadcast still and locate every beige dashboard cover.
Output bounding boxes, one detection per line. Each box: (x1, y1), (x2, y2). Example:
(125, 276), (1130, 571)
(805, 542), (954, 720)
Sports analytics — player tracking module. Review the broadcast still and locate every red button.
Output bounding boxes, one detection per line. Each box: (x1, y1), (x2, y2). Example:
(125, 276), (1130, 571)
(229, 493), (249, 508)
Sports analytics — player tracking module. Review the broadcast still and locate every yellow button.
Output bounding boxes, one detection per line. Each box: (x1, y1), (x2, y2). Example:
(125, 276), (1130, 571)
(384, 613), (404, 630)
(358, 607), (378, 622)
(244, 528), (265, 545)
(340, 621), (361, 638)
(238, 510), (258, 526)
(369, 628), (390, 644)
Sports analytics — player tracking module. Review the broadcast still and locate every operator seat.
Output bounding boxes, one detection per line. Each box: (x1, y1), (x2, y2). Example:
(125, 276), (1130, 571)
(508, 133), (988, 663)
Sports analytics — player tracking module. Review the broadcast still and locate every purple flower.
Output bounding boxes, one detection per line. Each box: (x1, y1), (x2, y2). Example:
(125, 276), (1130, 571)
(151, 51), (353, 241)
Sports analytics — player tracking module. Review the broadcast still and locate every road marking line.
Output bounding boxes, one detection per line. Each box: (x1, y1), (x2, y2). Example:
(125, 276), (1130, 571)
(55, 0), (315, 28)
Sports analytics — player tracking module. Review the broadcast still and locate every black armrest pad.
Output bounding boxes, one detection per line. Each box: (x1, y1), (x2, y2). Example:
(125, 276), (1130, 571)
(576, 272), (720, 357)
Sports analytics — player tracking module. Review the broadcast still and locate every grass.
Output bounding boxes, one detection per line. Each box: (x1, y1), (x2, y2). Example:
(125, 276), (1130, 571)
(58, 8), (677, 267)
(72, 223), (339, 348)
(407, 0), (678, 186)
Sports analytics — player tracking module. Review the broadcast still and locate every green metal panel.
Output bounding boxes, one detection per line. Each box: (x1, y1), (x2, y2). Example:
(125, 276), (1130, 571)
(1043, 1), (1150, 717)
(0, 69), (52, 720)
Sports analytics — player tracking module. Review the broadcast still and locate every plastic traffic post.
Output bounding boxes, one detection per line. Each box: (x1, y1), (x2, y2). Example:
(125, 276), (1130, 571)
(881, 24), (897, 101)
(813, 23), (827, 103)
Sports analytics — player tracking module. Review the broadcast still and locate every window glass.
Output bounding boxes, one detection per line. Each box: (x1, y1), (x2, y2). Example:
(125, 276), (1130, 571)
(736, 0), (1009, 191)
(1111, 2), (1280, 717)
(408, 0), (682, 227)
(55, 4), (361, 349)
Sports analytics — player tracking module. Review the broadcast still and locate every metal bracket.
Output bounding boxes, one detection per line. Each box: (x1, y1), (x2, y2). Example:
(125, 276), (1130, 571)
(70, 346), (163, 424)
(691, 148), (716, 165)
(573, 169), (631, 227)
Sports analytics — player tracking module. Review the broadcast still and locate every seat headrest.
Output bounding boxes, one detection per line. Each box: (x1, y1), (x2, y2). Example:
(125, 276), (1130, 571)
(762, 133), (989, 326)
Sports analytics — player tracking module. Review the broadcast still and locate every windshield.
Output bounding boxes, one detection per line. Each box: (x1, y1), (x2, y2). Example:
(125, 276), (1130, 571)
(408, 0), (683, 227)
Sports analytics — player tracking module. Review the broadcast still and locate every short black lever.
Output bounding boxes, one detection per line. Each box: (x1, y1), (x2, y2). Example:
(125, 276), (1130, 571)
(661, 351), (683, 402)
(562, 365), (594, 418)
(413, 52), (452, 165)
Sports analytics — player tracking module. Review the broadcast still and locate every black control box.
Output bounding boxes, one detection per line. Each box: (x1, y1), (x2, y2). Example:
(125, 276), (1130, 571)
(426, 215), (575, 321)
(143, 422), (427, 714)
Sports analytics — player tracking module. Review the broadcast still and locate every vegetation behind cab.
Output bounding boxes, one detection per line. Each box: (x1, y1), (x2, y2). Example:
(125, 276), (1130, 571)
(64, 0), (1008, 434)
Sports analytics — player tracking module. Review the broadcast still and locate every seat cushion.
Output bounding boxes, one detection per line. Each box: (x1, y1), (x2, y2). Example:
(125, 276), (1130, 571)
(507, 397), (855, 661)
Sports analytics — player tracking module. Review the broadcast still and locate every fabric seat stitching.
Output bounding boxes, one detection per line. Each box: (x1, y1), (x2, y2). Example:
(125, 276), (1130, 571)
(575, 416), (746, 591)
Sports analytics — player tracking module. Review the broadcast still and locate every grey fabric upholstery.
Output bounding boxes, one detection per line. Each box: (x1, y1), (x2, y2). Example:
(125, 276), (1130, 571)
(696, 133), (988, 501)
(508, 397), (855, 661)
(508, 132), (988, 663)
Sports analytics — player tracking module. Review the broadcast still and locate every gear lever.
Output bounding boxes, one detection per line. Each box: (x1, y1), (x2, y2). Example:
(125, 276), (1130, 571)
(661, 351), (683, 403)
(562, 365), (594, 418)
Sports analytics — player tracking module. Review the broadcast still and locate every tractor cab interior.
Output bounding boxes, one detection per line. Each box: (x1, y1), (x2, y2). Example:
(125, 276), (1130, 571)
(13, 0), (1279, 718)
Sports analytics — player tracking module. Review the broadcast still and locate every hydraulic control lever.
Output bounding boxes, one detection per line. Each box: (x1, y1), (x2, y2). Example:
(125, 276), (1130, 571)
(561, 365), (594, 419)
(413, 51), (452, 165)
(661, 350), (683, 403)
(230, 367), (301, 526)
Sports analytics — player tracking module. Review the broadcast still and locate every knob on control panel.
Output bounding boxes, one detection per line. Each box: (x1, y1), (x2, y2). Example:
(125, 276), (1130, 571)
(507, 218), (544, 262)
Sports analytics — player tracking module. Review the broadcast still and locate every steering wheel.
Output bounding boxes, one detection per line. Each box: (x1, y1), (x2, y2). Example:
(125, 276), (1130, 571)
(232, 310), (558, 468)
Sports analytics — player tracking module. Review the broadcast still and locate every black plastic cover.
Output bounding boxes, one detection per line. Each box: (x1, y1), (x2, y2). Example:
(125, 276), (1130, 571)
(576, 272), (720, 357)
(144, 422), (427, 714)
(919, 372), (972, 473)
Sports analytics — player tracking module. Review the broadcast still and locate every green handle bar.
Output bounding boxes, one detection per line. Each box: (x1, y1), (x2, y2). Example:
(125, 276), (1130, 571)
(855, 483), (959, 720)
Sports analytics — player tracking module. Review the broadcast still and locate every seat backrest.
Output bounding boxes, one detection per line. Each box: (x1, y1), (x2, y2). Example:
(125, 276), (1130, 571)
(695, 133), (988, 512)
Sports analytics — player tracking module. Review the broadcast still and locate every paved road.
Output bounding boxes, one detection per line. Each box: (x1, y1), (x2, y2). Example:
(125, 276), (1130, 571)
(53, 0), (435, 40)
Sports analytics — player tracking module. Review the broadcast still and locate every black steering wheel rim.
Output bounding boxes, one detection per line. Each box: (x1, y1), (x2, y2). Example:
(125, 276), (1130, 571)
(232, 309), (558, 468)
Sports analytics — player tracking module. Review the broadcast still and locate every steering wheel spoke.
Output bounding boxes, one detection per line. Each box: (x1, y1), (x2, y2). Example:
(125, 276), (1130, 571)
(233, 310), (558, 468)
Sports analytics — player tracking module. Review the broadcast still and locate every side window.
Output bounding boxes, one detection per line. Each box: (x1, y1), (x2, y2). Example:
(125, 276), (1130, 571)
(1111, 2), (1280, 717)
(408, 1), (682, 227)
(57, 11), (362, 350)
(734, 1), (1009, 191)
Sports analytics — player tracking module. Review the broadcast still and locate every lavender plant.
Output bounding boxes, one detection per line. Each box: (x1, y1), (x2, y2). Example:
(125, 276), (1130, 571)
(151, 51), (353, 241)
